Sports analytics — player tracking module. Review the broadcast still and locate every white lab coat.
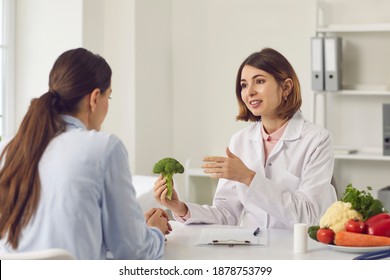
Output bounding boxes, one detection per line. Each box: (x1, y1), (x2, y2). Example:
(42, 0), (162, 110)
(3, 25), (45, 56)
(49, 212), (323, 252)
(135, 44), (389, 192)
(180, 111), (337, 230)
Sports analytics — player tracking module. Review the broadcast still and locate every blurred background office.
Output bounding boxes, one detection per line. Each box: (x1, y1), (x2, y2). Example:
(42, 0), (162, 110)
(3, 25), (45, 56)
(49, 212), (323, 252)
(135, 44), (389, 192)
(2, 0), (390, 203)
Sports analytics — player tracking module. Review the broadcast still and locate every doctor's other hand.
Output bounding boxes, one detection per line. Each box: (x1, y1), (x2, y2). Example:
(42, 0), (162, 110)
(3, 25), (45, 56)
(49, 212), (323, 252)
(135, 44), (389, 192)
(145, 208), (172, 235)
(202, 147), (256, 186)
(153, 176), (188, 217)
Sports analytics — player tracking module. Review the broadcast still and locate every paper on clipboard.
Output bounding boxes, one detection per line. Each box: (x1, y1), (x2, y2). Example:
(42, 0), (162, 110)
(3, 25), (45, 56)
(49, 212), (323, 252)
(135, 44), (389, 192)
(196, 228), (268, 246)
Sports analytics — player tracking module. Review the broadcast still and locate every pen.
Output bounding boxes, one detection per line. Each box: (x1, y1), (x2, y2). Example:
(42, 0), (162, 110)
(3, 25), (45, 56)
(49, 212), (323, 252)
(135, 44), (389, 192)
(354, 249), (390, 260)
(253, 227), (260, 236)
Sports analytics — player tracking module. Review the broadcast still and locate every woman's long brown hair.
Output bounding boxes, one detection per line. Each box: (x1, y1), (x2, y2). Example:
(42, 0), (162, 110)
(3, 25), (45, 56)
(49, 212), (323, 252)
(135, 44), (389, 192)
(0, 48), (111, 249)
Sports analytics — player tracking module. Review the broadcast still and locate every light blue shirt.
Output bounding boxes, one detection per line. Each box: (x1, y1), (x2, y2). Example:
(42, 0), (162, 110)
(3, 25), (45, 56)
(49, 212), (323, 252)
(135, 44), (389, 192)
(0, 115), (164, 259)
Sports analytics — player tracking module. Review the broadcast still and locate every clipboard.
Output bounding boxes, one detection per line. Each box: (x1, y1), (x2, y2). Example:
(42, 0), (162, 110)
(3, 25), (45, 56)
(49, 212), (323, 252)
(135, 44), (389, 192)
(196, 228), (268, 246)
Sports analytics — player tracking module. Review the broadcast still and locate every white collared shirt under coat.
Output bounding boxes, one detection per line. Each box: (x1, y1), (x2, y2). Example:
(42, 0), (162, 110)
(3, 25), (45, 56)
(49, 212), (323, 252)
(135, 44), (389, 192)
(180, 111), (337, 229)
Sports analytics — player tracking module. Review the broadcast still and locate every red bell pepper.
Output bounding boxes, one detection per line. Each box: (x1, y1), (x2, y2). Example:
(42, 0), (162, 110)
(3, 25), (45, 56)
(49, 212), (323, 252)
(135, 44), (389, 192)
(366, 213), (390, 237)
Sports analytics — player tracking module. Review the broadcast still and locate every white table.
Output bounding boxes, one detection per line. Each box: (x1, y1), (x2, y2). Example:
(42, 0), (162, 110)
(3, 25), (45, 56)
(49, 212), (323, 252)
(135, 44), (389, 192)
(163, 221), (373, 260)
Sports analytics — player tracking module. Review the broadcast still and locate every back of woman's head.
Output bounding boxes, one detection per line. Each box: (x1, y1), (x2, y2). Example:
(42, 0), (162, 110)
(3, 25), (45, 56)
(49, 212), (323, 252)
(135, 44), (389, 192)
(0, 48), (111, 249)
(235, 48), (302, 122)
(49, 48), (112, 114)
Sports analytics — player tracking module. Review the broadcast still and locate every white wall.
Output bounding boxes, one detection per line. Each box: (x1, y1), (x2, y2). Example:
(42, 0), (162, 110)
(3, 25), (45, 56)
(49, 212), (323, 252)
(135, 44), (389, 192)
(133, 0), (173, 174)
(15, 0), (82, 129)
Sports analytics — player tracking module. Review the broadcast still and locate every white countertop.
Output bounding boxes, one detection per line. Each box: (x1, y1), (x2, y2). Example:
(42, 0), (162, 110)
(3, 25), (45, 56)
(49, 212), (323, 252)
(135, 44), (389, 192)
(162, 221), (374, 260)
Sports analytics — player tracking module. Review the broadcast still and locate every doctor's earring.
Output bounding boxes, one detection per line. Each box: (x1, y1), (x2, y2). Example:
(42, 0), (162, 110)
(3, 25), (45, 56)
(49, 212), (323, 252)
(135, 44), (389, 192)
(284, 96), (288, 101)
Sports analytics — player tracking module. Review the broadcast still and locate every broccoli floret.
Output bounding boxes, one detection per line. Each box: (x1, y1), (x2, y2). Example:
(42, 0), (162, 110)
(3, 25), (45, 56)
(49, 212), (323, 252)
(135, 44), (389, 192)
(152, 157), (184, 200)
(367, 199), (387, 218)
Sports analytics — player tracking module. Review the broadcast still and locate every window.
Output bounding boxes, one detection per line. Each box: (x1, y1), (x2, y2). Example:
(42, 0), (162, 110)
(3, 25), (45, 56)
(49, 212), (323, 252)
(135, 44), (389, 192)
(0, 0), (14, 138)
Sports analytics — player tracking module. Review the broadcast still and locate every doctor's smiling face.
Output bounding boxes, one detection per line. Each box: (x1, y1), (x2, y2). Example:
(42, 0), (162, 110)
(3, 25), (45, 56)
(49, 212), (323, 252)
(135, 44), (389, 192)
(235, 48), (302, 123)
(240, 65), (286, 119)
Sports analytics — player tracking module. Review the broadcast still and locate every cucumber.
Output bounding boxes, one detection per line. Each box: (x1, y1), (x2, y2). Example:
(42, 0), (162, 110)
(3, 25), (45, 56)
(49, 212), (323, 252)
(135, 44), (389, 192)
(308, 226), (320, 241)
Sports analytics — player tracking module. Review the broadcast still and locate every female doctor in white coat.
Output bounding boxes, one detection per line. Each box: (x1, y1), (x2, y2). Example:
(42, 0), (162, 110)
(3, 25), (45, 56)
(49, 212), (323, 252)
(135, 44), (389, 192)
(154, 48), (337, 229)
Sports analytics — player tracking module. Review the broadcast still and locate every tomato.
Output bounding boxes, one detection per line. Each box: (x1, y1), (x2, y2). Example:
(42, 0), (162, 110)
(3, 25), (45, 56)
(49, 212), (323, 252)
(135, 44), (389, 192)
(365, 213), (390, 227)
(367, 219), (390, 237)
(345, 219), (366, 233)
(316, 228), (335, 244)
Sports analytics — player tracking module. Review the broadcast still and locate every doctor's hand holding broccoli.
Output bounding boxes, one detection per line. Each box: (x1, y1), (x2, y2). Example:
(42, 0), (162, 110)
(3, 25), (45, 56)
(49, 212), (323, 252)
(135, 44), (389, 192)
(153, 150), (256, 219)
(154, 177), (189, 217)
(153, 158), (189, 217)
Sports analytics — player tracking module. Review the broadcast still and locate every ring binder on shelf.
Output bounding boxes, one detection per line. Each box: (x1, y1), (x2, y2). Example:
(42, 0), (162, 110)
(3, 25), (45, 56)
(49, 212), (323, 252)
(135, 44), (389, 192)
(324, 37), (342, 91)
(383, 104), (390, 155)
(311, 37), (325, 91)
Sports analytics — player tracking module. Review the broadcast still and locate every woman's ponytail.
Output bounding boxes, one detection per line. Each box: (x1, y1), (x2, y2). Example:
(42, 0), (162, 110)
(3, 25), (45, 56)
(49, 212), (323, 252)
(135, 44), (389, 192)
(0, 91), (65, 249)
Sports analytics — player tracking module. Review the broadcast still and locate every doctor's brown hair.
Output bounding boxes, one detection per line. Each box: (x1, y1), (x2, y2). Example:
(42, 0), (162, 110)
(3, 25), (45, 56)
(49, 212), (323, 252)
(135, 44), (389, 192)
(0, 48), (112, 249)
(235, 48), (302, 122)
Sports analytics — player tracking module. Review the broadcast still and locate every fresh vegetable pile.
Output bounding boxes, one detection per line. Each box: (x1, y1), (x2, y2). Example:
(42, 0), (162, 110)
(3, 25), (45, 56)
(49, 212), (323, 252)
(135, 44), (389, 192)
(308, 184), (390, 247)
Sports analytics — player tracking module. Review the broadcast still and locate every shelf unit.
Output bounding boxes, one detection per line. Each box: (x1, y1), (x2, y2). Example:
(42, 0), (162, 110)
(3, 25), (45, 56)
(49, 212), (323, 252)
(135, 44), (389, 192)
(334, 147), (390, 161)
(313, 1), (390, 162)
(317, 23), (390, 33)
(314, 89), (390, 162)
(334, 154), (390, 161)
